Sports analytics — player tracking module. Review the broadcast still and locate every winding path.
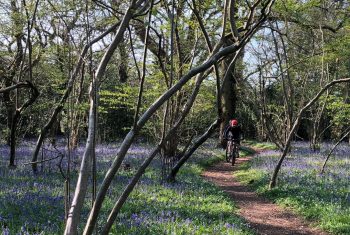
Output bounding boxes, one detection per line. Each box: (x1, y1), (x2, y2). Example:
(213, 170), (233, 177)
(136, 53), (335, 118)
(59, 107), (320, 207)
(202, 155), (329, 235)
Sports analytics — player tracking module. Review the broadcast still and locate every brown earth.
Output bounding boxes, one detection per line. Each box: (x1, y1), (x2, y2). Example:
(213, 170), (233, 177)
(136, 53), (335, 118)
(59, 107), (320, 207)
(202, 155), (329, 235)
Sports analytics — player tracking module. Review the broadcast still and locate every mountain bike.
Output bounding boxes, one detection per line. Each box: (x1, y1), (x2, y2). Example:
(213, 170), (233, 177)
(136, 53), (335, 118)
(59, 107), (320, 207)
(225, 138), (239, 166)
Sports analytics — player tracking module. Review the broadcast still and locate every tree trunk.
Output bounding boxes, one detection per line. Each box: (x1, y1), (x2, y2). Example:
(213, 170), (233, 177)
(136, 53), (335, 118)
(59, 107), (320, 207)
(9, 110), (19, 167)
(6, 82), (39, 168)
(69, 65), (86, 149)
(219, 47), (244, 147)
(64, 79), (97, 235)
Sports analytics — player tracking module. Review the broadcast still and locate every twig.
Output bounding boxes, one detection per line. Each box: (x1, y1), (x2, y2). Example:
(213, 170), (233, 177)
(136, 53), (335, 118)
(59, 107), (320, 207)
(24, 154), (63, 165)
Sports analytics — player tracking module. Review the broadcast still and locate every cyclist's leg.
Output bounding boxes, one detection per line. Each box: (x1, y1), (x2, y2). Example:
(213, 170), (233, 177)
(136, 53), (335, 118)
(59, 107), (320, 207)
(229, 141), (234, 160)
(231, 143), (236, 166)
(225, 141), (230, 162)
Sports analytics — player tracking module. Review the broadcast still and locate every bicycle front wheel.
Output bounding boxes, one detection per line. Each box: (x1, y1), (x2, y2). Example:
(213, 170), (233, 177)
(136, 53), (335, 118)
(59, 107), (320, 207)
(225, 146), (231, 162)
(231, 151), (236, 166)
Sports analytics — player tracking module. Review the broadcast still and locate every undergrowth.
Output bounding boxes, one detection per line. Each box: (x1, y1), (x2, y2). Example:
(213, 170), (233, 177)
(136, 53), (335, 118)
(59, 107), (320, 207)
(0, 141), (253, 234)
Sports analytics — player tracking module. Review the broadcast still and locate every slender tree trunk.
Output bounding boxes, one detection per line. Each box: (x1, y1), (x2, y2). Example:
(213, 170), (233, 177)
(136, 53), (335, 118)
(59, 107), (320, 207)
(310, 97), (327, 152)
(70, 65), (86, 149)
(64, 78), (97, 235)
(345, 79), (350, 144)
(65, 1), (141, 234)
(270, 24), (293, 143)
(9, 110), (20, 167)
(311, 28), (328, 151)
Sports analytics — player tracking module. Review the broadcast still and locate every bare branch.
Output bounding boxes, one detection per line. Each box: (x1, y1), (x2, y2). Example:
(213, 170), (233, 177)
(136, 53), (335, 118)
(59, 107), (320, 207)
(0, 82), (29, 93)
(228, 0), (240, 41)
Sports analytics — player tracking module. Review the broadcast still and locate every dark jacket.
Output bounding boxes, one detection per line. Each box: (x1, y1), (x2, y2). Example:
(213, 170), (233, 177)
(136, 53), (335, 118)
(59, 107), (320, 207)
(223, 125), (243, 141)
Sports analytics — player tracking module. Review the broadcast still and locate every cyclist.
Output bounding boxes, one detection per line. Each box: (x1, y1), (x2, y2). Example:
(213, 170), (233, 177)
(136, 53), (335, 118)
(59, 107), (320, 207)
(223, 119), (243, 157)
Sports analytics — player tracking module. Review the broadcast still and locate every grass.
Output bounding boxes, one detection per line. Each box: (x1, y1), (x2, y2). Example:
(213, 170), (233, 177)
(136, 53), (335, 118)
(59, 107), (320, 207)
(235, 141), (350, 235)
(0, 140), (254, 234)
(243, 140), (278, 151)
(238, 145), (257, 157)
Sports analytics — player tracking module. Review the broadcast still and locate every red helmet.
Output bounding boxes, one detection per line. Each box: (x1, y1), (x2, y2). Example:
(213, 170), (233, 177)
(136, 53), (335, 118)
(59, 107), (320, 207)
(230, 119), (238, 127)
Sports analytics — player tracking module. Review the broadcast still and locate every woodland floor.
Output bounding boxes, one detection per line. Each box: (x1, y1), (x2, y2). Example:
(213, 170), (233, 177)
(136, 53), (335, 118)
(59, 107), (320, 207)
(202, 154), (329, 235)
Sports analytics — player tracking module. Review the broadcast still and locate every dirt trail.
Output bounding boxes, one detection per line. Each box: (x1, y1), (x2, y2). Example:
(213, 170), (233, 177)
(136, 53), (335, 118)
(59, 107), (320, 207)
(202, 155), (329, 235)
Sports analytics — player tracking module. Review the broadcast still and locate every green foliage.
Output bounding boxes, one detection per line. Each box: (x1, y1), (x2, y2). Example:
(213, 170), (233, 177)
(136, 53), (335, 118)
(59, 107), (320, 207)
(325, 95), (350, 126)
(100, 84), (137, 113)
(323, 94), (350, 138)
(98, 82), (137, 140)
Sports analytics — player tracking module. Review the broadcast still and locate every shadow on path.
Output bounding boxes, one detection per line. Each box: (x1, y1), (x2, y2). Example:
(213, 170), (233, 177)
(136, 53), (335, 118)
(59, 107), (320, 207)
(202, 156), (329, 235)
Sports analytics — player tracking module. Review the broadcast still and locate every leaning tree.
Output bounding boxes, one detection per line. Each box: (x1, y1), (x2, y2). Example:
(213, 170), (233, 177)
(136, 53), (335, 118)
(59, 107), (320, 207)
(61, 0), (277, 234)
